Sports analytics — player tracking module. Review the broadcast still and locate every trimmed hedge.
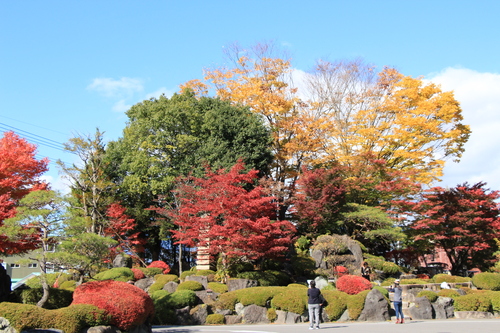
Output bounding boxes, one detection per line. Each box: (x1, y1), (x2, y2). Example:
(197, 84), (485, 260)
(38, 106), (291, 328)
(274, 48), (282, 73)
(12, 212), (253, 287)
(148, 274), (180, 294)
(0, 302), (110, 333)
(17, 286), (73, 309)
(271, 287), (308, 314)
(417, 290), (438, 302)
(432, 274), (471, 283)
(236, 270), (291, 286)
(472, 272), (500, 291)
(208, 282), (228, 294)
(150, 289), (197, 325)
(437, 289), (461, 298)
(93, 267), (134, 282)
(205, 313), (225, 325)
(454, 293), (492, 312)
(177, 280), (204, 291)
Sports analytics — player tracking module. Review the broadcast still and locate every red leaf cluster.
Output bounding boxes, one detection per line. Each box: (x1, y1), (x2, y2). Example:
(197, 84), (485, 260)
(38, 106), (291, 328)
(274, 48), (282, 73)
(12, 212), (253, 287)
(131, 268), (146, 280)
(0, 131), (48, 254)
(333, 265), (349, 277)
(336, 274), (372, 295)
(167, 161), (296, 261)
(147, 260), (170, 274)
(105, 202), (146, 258)
(71, 280), (154, 330)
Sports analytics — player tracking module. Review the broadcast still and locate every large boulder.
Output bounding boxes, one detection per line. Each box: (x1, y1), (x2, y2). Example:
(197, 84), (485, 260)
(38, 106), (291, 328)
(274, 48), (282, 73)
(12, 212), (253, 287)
(195, 290), (218, 305)
(432, 297), (454, 319)
(112, 254), (131, 268)
(409, 296), (433, 320)
(358, 289), (391, 321)
(190, 304), (209, 325)
(454, 311), (494, 319)
(227, 279), (258, 292)
(163, 281), (178, 293)
(134, 277), (155, 292)
(242, 304), (269, 324)
(0, 317), (16, 333)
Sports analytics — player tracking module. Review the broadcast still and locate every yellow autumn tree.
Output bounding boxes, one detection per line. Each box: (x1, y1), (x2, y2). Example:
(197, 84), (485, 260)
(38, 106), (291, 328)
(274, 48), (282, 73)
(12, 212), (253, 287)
(305, 59), (471, 184)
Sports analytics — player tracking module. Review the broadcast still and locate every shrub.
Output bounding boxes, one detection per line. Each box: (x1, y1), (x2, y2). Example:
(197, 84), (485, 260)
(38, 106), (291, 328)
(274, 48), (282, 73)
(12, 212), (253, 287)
(373, 286), (389, 298)
(454, 293), (492, 312)
(208, 282), (228, 294)
(71, 280), (154, 331)
(290, 254), (316, 278)
(237, 286), (281, 307)
(333, 266), (348, 277)
(148, 274), (180, 294)
(131, 268), (146, 281)
(489, 291), (500, 313)
(322, 290), (348, 321)
(336, 275), (372, 295)
(287, 283), (307, 289)
(399, 279), (428, 285)
(364, 255), (401, 274)
(59, 280), (77, 291)
(437, 289), (461, 298)
(432, 274), (471, 283)
(271, 287), (308, 314)
(93, 267), (134, 282)
(472, 272), (500, 291)
(416, 274), (430, 280)
(213, 291), (239, 311)
(17, 287), (73, 309)
(168, 289), (198, 308)
(147, 261), (171, 274)
(205, 313), (225, 325)
(322, 283), (336, 291)
(177, 280), (204, 291)
(0, 302), (110, 333)
(418, 290), (438, 302)
(267, 308), (277, 322)
(180, 270), (197, 280)
(236, 270), (291, 286)
(196, 269), (216, 276)
(346, 290), (369, 320)
(25, 273), (60, 288)
(150, 289), (196, 325)
(140, 267), (163, 277)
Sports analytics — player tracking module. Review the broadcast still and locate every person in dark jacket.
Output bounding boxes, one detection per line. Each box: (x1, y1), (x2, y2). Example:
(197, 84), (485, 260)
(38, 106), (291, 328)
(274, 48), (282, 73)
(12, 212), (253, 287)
(307, 280), (323, 329)
(389, 279), (404, 324)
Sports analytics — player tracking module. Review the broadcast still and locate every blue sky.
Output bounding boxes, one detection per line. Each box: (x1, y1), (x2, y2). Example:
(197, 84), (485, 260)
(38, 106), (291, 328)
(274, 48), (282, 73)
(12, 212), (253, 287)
(2, 1), (500, 192)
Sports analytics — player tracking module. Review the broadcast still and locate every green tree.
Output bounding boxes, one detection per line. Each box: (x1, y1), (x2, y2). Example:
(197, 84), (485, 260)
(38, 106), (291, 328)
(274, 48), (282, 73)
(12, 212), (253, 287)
(105, 90), (273, 261)
(1, 190), (66, 307)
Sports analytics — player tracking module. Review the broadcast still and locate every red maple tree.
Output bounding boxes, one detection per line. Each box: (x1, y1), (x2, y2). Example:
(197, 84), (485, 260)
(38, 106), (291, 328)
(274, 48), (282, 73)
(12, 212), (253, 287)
(0, 131), (48, 254)
(168, 161), (296, 270)
(396, 182), (500, 274)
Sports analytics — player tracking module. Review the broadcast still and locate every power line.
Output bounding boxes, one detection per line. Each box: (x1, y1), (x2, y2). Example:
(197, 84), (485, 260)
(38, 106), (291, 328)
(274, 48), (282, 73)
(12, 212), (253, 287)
(0, 122), (71, 153)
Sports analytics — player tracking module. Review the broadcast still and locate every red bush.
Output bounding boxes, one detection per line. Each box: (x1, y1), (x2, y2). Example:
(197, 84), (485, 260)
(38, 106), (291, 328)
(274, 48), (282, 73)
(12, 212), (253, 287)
(417, 273), (430, 280)
(333, 265), (348, 277)
(71, 280), (154, 330)
(336, 274), (372, 295)
(131, 268), (146, 280)
(147, 260), (171, 274)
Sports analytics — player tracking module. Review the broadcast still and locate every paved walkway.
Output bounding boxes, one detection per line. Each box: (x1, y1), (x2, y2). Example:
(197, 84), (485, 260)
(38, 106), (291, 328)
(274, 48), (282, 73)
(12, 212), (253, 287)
(153, 318), (500, 333)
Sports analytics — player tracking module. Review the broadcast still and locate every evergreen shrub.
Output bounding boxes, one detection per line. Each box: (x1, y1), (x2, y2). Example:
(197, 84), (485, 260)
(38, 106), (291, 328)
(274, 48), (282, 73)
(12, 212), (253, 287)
(213, 291), (239, 311)
(177, 280), (204, 291)
(336, 275), (372, 295)
(59, 280), (77, 291)
(205, 313), (225, 325)
(71, 280), (154, 331)
(432, 274), (471, 283)
(373, 286), (389, 298)
(472, 272), (500, 291)
(237, 286), (281, 306)
(168, 290), (198, 308)
(180, 270), (196, 280)
(437, 289), (461, 298)
(267, 308), (277, 322)
(0, 302), (110, 333)
(148, 274), (180, 294)
(236, 270), (291, 286)
(25, 273), (60, 288)
(417, 290), (438, 302)
(322, 290), (348, 321)
(454, 293), (492, 312)
(93, 267), (134, 282)
(488, 291), (500, 313)
(271, 287), (307, 314)
(141, 267), (163, 277)
(346, 290), (369, 320)
(290, 254), (316, 278)
(18, 286), (73, 309)
(208, 282), (228, 294)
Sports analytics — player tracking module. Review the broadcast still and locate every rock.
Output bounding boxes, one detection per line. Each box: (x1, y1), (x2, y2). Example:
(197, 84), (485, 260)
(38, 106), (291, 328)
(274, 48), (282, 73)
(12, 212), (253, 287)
(174, 306), (191, 325)
(195, 290), (218, 305)
(134, 277), (155, 292)
(274, 310), (287, 324)
(454, 311), (494, 319)
(409, 296), (433, 320)
(224, 315), (242, 325)
(235, 303), (245, 316)
(83, 326), (119, 333)
(358, 288), (391, 321)
(242, 304), (269, 324)
(0, 318), (16, 333)
(163, 281), (178, 293)
(0, 265), (11, 302)
(311, 250), (325, 269)
(227, 279), (258, 292)
(112, 254), (131, 268)
(285, 312), (302, 324)
(432, 297), (454, 319)
(339, 309), (351, 321)
(215, 309), (232, 316)
(190, 304), (208, 325)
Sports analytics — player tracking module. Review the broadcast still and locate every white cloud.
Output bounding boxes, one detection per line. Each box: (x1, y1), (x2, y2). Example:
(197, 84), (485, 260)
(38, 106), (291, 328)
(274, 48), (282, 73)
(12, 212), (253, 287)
(145, 87), (174, 100)
(112, 99), (132, 113)
(428, 68), (500, 191)
(41, 174), (71, 195)
(87, 77), (143, 98)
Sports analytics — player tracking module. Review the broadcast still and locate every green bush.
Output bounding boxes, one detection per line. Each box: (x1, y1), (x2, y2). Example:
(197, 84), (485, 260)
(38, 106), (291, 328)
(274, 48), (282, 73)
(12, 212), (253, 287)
(180, 270), (197, 280)
(169, 290), (198, 308)
(271, 287), (307, 314)
(432, 274), (471, 283)
(399, 279), (428, 285)
(290, 254), (316, 278)
(59, 280), (77, 291)
(322, 283), (336, 291)
(267, 308), (277, 322)
(364, 255), (401, 274)
(205, 313), (225, 325)
(138, 267), (163, 277)
(488, 291), (500, 313)
(472, 272), (500, 291)
(237, 287), (281, 307)
(25, 273), (60, 288)
(417, 290), (438, 302)
(93, 267), (134, 282)
(17, 287), (73, 309)
(208, 282), (228, 294)
(287, 283), (307, 289)
(0, 302), (110, 333)
(437, 289), (461, 298)
(373, 286), (389, 298)
(177, 280), (204, 291)
(454, 293), (492, 312)
(213, 291), (239, 311)
(322, 290), (348, 321)
(236, 270), (291, 286)
(150, 290), (174, 325)
(196, 269), (216, 276)
(148, 274), (179, 294)
(346, 290), (369, 320)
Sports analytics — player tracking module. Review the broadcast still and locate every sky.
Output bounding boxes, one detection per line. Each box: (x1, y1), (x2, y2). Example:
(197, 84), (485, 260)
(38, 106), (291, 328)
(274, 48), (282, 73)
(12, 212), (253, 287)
(2, 1), (500, 193)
